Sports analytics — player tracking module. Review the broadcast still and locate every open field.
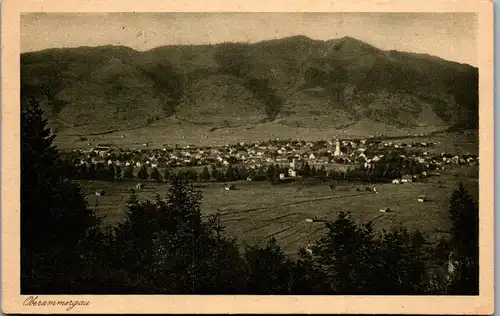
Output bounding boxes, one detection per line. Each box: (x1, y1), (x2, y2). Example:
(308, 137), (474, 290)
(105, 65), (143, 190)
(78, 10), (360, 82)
(77, 164), (478, 256)
(53, 117), (451, 150)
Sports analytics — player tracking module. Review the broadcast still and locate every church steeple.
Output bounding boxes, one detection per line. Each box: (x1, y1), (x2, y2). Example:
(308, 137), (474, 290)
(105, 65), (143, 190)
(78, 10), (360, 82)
(334, 138), (342, 156)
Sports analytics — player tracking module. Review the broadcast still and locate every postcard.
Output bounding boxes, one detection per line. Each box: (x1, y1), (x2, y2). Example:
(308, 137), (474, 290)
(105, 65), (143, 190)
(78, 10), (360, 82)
(2, 0), (494, 314)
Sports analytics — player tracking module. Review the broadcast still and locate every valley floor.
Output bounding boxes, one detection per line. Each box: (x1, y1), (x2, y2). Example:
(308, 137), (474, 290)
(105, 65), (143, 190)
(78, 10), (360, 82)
(76, 164), (478, 256)
(54, 119), (466, 151)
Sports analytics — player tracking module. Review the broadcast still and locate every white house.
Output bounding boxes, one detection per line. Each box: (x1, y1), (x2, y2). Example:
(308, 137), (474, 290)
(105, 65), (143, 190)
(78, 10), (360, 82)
(401, 175), (413, 183)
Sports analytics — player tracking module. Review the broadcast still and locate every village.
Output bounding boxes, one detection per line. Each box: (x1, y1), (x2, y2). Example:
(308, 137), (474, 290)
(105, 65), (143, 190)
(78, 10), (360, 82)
(62, 136), (478, 187)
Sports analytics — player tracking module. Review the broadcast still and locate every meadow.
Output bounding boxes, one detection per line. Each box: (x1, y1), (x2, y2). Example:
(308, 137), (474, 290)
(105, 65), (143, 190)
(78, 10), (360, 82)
(77, 164), (478, 256)
(54, 118), (450, 150)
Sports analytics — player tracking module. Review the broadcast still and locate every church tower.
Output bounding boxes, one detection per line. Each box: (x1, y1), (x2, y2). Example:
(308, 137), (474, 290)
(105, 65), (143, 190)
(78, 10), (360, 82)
(334, 138), (342, 157)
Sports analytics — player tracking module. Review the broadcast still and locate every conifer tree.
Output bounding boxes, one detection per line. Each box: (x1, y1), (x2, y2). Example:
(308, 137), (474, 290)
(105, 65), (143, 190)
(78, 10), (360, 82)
(137, 165), (149, 180)
(113, 191), (158, 291)
(311, 165), (317, 177)
(107, 164), (116, 181)
(123, 165), (134, 179)
(210, 165), (218, 180)
(312, 212), (381, 294)
(319, 165), (327, 178)
(162, 168), (171, 182)
(243, 238), (292, 294)
(115, 165), (122, 180)
(266, 164), (277, 181)
(226, 164), (235, 181)
(150, 167), (161, 182)
(200, 166), (211, 181)
(87, 163), (96, 179)
(21, 97), (99, 293)
(302, 162), (311, 177)
(447, 183), (479, 295)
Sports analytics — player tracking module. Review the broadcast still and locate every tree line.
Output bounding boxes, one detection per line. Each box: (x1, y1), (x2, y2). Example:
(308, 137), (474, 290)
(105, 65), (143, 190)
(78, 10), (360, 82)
(68, 157), (429, 185)
(22, 98), (478, 295)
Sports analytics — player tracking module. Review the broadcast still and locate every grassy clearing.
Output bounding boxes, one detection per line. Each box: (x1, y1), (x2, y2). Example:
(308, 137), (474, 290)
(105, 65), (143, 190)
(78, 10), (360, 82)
(54, 119), (459, 150)
(77, 165), (478, 256)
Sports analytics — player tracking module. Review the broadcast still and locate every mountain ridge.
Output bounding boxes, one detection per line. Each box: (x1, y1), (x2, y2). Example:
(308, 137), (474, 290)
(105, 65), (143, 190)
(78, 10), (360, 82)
(21, 35), (478, 134)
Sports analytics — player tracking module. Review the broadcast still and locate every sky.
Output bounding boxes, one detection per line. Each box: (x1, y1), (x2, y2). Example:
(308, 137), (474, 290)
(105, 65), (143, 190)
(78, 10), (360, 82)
(21, 12), (478, 66)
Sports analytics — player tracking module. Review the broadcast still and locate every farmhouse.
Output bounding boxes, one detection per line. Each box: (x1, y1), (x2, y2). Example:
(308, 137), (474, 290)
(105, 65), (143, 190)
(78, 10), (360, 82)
(401, 174), (413, 183)
(417, 195), (427, 202)
(225, 184), (236, 191)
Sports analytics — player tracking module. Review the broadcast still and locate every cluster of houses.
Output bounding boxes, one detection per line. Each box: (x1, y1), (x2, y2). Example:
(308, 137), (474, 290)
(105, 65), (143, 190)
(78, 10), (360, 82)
(63, 137), (478, 178)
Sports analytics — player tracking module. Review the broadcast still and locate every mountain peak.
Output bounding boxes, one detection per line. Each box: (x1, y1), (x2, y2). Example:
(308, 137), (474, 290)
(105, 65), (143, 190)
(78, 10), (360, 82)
(281, 35), (315, 42)
(256, 35), (318, 46)
(327, 36), (380, 54)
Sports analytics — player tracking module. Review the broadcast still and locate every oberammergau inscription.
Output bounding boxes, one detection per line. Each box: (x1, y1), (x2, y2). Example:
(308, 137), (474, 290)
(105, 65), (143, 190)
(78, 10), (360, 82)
(23, 296), (91, 311)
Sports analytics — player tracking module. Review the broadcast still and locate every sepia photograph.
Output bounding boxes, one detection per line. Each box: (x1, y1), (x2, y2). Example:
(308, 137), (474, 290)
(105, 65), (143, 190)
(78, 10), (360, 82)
(2, 0), (494, 314)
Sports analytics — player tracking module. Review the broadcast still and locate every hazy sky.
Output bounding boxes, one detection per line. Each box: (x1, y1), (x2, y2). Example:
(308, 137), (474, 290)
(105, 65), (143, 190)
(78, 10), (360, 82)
(21, 12), (478, 66)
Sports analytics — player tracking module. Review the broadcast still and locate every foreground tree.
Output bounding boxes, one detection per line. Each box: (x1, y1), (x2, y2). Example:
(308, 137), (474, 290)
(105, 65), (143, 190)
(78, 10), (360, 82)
(109, 177), (247, 293)
(21, 97), (99, 293)
(447, 183), (479, 295)
(310, 212), (427, 294)
(243, 238), (293, 294)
